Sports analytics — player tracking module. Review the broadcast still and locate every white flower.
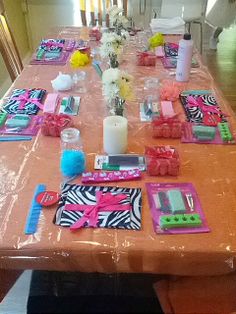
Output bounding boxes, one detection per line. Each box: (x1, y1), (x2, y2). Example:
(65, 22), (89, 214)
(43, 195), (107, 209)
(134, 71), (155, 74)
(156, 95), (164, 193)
(107, 5), (123, 18)
(100, 32), (123, 58)
(102, 68), (121, 101)
(102, 68), (120, 85)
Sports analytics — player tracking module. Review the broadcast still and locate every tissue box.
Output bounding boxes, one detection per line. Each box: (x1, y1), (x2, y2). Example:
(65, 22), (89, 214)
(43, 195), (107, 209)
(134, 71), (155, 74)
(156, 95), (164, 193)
(152, 115), (182, 138)
(137, 52), (156, 66)
(145, 145), (180, 176)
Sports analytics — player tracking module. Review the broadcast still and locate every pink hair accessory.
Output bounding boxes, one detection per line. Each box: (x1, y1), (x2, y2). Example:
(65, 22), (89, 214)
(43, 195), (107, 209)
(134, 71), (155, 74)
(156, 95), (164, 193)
(160, 80), (184, 101)
(41, 113), (73, 137)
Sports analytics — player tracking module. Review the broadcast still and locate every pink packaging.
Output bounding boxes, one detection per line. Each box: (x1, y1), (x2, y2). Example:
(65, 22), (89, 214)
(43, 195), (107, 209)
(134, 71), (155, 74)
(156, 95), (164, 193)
(43, 93), (59, 113)
(41, 113), (73, 137)
(137, 52), (156, 66)
(82, 169), (141, 183)
(161, 101), (175, 117)
(152, 115), (182, 138)
(89, 28), (102, 41)
(146, 182), (210, 235)
(145, 145), (180, 176)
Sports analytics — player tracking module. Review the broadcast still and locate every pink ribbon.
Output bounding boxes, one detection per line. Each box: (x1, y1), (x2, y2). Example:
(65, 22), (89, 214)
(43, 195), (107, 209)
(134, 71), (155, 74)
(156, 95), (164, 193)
(42, 41), (64, 49)
(12, 91), (43, 110)
(186, 96), (222, 115)
(65, 192), (131, 230)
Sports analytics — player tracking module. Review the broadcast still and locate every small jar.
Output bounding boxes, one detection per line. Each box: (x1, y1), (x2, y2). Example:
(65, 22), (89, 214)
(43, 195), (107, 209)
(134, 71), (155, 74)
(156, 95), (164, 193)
(60, 128), (85, 177)
(61, 128), (82, 151)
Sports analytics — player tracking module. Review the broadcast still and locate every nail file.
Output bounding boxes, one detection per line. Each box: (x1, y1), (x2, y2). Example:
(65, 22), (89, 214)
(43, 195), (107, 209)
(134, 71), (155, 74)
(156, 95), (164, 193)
(25, 184), (46, 234)
(0, 136), (32, 142)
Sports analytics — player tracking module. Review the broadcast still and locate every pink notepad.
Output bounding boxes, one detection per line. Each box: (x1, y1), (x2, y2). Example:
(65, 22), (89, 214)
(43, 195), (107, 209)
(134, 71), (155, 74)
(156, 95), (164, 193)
(43, 93), (59, 113)
(161, 101), (175, 117)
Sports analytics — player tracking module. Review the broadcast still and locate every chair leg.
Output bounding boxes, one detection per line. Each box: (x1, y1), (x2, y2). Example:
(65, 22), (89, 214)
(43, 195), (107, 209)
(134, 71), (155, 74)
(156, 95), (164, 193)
(193, 21), (203, 54)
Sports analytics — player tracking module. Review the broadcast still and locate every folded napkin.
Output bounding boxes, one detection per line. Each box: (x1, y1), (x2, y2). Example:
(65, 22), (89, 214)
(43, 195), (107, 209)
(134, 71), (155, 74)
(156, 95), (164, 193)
(150, 17), (185, 34)
(2, 88), (46, 115)
(54, 184), (142, 230)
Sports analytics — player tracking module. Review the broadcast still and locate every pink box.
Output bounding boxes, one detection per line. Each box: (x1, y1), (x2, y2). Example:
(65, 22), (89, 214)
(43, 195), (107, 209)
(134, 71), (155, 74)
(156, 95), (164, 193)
(152, 116), (182, 138)
(145, 146), (180, 176)
(137, 52), (156, 66)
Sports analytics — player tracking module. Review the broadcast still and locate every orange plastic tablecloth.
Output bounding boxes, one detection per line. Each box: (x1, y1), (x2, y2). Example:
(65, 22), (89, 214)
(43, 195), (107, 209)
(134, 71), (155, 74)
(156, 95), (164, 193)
(1, 27), (236, 304)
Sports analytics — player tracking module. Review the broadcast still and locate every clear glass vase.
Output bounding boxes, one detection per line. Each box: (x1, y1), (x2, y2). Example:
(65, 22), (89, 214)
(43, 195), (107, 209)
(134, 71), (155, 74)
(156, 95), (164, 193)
(107, 97), (125, 116)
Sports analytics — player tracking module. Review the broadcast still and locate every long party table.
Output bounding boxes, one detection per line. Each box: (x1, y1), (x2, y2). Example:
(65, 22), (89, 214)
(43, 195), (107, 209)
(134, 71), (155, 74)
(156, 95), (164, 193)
(1, 27), (236, 311)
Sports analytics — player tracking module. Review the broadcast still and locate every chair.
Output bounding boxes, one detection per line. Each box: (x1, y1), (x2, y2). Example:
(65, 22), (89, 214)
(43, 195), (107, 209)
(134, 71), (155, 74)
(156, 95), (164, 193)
(0, 1), (23, 81)
(160, 0), (208, 53)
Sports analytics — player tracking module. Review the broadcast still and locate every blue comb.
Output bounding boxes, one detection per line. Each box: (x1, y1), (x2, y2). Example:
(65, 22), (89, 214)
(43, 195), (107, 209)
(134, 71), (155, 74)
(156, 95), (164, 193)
(25, 184), (46, 234)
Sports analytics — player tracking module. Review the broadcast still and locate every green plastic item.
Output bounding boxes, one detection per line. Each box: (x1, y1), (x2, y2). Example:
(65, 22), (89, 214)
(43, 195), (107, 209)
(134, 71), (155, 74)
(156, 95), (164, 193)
(167, 189), (186, 214)
(181, 90), (212, 96)
(218, 122), (233, 141)
(192, 125), (216, 140)
(160, 214), (202, 229)
(102, 164), (120, 171)
(36, 48), (45, 60)
(0, 112), (7, 127)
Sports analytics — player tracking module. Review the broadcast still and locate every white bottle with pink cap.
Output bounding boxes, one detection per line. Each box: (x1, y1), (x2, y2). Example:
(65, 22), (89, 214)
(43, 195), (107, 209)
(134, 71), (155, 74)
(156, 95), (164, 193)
(176, 33), (194, 82)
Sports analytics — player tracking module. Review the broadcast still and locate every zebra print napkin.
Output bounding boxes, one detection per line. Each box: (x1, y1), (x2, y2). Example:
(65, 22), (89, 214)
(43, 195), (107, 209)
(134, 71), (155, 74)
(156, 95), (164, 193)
(54, 184), (142, 230)
(3, 88), (46, 115)
(179, 92), (226, 124)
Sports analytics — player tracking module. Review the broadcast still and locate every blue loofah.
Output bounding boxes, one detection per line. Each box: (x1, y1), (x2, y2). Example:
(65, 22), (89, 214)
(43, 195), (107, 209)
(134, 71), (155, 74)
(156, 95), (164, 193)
(60, 150), (86, 177)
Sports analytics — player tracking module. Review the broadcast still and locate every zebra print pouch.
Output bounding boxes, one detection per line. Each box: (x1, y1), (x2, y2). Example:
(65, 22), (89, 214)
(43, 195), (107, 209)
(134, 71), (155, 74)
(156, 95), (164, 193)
(3, 88), (46, 115)
(40, 39), (65, 52)
(179, 92), (226, 124)
(54, 184), (142, 230)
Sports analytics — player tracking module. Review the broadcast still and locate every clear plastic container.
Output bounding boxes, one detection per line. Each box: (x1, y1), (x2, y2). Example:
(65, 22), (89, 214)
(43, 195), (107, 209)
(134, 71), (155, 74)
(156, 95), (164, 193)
(144, 77), (160, 103)
(60, 128), (83, 151)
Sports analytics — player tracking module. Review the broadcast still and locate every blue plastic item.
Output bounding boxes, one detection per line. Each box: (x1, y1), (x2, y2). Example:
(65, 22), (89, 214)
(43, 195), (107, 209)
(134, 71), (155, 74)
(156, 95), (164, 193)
(25, 184), (46, 234)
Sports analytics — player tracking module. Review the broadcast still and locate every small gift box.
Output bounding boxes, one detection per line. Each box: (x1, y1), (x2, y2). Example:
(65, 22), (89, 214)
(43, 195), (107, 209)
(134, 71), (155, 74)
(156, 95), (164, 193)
(54, 184), (142, 230)
(152, 115), (182, 138)
(137, 52), (156, 66)
(41, 113), (73, 137)
(145, 145), (180, 176)
(89, 28), (102, 41)
(3, 88), (46, 115)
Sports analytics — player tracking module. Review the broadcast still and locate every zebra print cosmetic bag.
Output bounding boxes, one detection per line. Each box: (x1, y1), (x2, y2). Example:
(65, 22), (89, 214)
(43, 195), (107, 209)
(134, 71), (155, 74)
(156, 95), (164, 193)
(180, 92), (226, 125)
(2, 88), (46, 115)
(40, 39), (65, 52)
(54, 184), (142, 230)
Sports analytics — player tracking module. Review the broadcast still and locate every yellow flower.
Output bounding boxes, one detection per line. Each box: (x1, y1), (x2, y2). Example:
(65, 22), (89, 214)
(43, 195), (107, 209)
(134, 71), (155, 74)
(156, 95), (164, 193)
(118, 75), (134, 101)
(148, 33), (164, 49)
(70, 51), (90, 69)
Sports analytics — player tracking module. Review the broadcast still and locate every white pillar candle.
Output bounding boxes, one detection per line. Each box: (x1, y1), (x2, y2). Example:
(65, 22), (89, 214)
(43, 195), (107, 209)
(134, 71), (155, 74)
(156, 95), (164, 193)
(103, 116), (128, 154)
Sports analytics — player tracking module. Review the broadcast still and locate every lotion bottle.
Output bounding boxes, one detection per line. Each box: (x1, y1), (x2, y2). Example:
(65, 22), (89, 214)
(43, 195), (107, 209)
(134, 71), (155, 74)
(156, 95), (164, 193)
(176, 33), (194, 82)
